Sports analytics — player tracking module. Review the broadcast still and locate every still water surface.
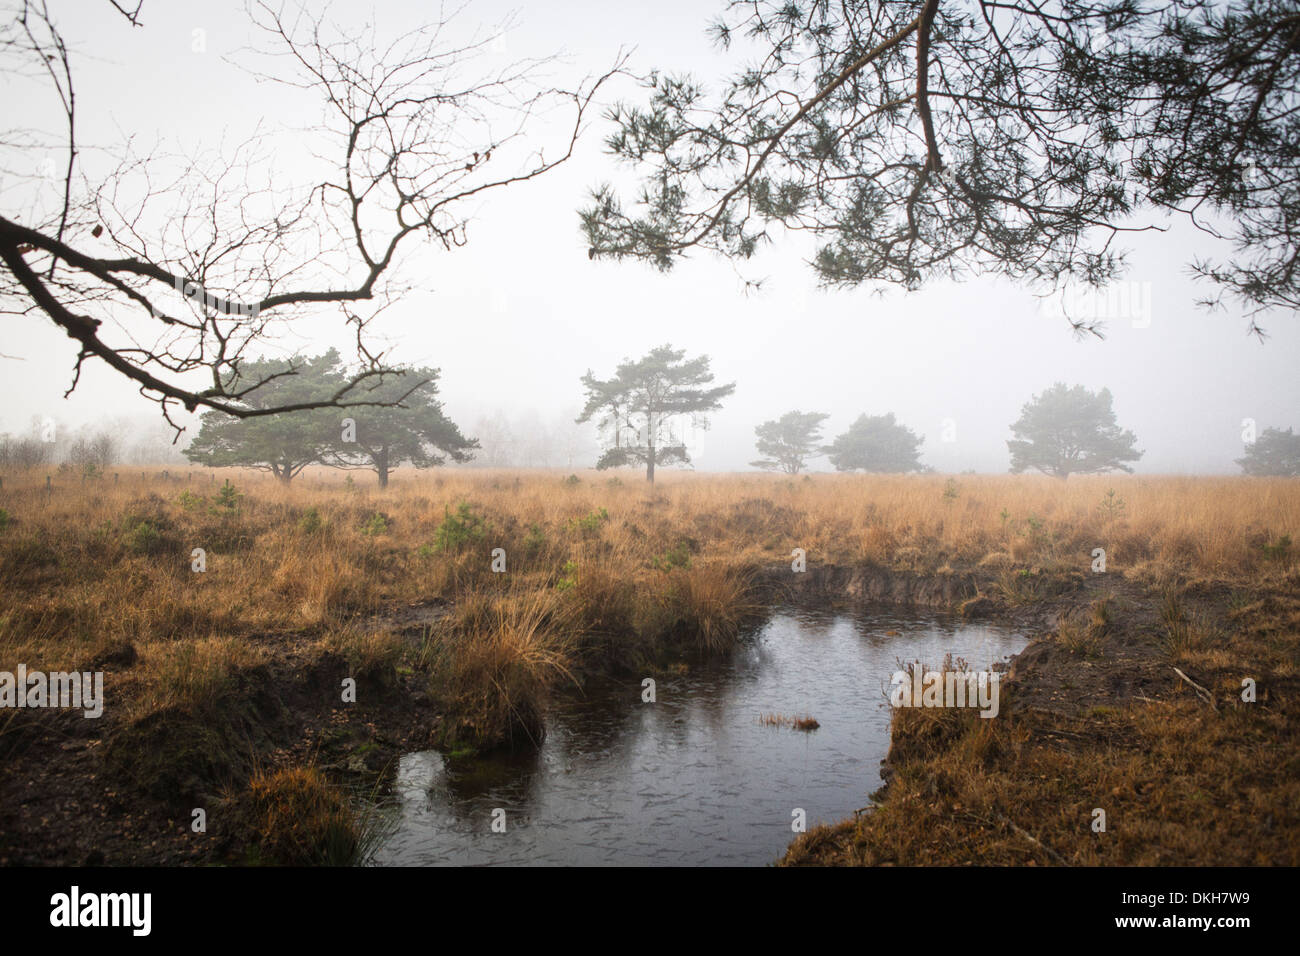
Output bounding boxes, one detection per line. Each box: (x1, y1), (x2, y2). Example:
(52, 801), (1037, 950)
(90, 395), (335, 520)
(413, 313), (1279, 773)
(371, 605), (1028, 866)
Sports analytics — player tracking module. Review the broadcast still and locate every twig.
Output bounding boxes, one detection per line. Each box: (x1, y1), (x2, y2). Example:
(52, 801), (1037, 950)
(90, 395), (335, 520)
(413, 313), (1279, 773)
(997, 813), (1070, 866)
(1172, 667), (1218, 711)
(963, 809), (1070, 865)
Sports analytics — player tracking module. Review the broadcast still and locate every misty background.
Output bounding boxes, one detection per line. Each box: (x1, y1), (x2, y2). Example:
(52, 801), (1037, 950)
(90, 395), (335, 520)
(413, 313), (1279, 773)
(2, 0), (1296, 475)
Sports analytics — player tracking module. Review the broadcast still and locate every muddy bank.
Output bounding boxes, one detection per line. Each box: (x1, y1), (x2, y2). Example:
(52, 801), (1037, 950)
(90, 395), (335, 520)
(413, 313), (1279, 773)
(754, 562), (985, 608)
(753, 560), (1082, 625)
(780, 573), (1300, 866)
(0, 627), (445, 866)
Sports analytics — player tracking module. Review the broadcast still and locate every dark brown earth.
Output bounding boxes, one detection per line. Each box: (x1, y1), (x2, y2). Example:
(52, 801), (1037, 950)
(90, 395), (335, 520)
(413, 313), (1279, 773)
(0, 600), (452, 866)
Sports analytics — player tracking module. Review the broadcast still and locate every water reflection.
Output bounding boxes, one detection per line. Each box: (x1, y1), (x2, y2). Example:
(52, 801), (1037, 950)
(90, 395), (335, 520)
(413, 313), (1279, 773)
(371, 604), (1029, 866)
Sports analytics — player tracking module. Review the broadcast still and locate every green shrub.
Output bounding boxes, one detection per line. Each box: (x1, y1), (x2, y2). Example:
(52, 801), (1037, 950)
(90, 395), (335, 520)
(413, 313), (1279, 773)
(1262, 534), (1292, 562)
(124, 520), (162, 555)
(433, 502), (486, 551)
(555, 560), (578, 591)
(1098, 488), (1127, 522)
(523, 523), (547, 558)
(298, 507), (323, 534)
(567, 507), (609, 536)
(360, 512), (389, 537)
(213, 480), (242, 512)
(652, 540), (693, 572)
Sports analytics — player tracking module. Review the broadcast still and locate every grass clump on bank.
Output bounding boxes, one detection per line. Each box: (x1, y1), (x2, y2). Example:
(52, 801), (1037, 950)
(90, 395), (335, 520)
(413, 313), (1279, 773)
(237, 764), (379, 866)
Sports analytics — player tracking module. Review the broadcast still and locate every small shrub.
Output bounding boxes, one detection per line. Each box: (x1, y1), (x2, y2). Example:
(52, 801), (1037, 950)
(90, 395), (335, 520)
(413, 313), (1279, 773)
(1098, 488), (1127, 522)
(522, 523), (547, 558)
(433, 502), (486, 551)
(298, 507), (323, 534)
(942, 478), (959, 504)
(652, 540), (693, 572)
(124, 520), (162, 555)
(555, 560), (578, 591)
(360, 512), (389, 537)
(213, 480), (242, 513)
(567, 507), (609, 536)
(1262, 534), (1292, 562)
(0, 508), (9, 532)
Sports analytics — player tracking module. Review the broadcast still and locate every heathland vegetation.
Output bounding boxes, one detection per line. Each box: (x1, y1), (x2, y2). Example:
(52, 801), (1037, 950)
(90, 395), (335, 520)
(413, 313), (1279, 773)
(1, 467), (1297, 864)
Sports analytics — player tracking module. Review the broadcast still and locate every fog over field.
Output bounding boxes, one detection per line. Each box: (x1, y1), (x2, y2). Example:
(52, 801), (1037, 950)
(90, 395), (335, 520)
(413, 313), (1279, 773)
(2, 0), (1296, 474)
(4, 0), (1300, 897)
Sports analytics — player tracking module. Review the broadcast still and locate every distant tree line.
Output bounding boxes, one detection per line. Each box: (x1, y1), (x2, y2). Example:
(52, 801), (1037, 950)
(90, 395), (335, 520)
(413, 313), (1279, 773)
(17, 351), (1287, 485)
(0, 417), (187, 475)
(749, 383), (1145, 477)
(744, 384), (1295, 478)
(572, 350), (1298, 480)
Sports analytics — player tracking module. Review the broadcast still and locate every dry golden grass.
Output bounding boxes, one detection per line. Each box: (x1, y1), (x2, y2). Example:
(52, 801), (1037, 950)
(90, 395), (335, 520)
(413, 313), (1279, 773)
(427, 584), (579, 750)
(237, 763), (375, 866)
(1, 467), (1296, 736)
(759, 713), (821, 731)
(2, 465), (1299, 867)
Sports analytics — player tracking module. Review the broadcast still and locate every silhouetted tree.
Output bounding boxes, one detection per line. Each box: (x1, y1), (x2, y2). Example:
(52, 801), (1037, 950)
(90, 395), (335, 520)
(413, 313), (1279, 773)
(1237, 426), (1300, 476)
(0, 2), (618, 427)
(321, 368), (477, 487)
(1007, 383), (1142, 478)
(0, 434), (51, 470)
(583, 0), (1300, 335)
(577, 345), (736, 482)
(183, 352), (344, 484)
(751, 410), (829, 473)
(826, 413), (925, 472)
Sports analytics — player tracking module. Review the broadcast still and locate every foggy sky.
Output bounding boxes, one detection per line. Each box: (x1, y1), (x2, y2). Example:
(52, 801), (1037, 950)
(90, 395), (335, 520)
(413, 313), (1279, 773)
(2, 0), (1297, 475)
